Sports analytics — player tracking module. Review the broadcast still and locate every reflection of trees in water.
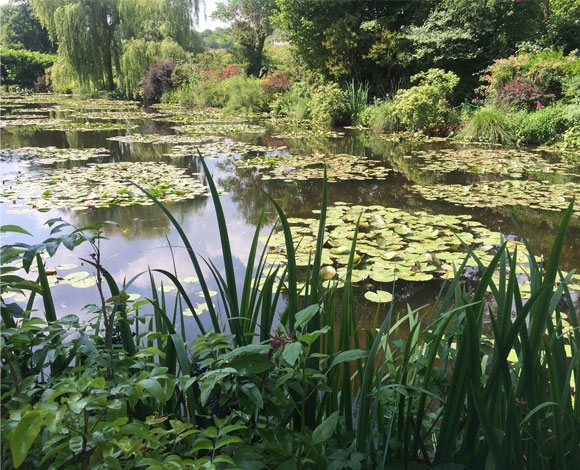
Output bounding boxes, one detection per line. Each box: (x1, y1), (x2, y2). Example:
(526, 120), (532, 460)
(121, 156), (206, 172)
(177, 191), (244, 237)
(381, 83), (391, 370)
(1, 128), (68, 148)
(217, 160), (276, 227)
(65, 129), (123, 151)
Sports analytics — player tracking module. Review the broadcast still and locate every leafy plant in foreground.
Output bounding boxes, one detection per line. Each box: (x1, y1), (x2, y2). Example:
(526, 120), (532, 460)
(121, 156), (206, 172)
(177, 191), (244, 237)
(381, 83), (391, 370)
(1, 158), (577, 469)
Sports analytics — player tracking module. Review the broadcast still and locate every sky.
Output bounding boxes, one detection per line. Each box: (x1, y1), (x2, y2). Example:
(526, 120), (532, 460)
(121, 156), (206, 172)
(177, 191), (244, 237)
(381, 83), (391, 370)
(197, 0), (228, 31)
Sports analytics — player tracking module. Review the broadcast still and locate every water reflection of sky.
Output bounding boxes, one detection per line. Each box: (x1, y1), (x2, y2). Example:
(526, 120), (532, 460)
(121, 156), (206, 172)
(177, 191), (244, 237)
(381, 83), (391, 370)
(1, 165), (278, 338)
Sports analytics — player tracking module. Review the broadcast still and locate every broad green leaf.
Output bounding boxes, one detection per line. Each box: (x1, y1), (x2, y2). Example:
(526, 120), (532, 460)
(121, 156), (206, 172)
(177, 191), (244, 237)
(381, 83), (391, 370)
(215, 435), (243, 450)
(329, 349), (368, 369)
(282, 342), (303, 366)
(312, 411), (339, 446)
(294, 304), (319, 330)
(199, 368), (237, 406)
(137, 378), (165, 402)
(241, 382), (264, 409)
(11, 410), (42, 468)
(0, 225), (32, 235)
(228, 353), (273, 374)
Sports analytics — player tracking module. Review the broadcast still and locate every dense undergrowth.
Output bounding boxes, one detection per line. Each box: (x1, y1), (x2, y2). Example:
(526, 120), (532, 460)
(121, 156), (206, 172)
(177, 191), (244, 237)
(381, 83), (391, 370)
(1, 160), (579, 469)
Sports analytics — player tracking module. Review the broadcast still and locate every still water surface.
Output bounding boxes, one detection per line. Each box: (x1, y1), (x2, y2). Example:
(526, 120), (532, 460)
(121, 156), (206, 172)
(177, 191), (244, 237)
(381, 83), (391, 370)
(1, 98), (579, 336)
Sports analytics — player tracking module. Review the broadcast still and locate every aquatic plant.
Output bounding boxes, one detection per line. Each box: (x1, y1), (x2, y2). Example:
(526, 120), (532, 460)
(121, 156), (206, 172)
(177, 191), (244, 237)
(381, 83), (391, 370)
(1, 158), (578, 468)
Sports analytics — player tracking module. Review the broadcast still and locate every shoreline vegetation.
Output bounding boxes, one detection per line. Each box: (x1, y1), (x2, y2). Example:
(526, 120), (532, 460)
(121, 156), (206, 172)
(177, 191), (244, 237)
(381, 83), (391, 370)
(1, 159), (578, 468)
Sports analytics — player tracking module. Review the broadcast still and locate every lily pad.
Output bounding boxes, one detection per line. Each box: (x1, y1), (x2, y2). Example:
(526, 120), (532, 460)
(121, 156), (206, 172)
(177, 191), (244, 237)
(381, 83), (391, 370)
(235, 152), (392, 182)
(364, 290), (393, 303)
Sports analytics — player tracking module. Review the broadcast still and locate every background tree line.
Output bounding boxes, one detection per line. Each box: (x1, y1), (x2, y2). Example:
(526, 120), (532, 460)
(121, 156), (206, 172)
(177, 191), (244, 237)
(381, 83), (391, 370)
(1, 0), (579, 152)
(2, 0), (578, 98)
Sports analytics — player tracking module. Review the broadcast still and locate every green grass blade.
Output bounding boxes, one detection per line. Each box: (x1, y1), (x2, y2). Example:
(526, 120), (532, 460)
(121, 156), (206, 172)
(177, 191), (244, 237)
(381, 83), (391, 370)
(265, 195), (298, 330)
(125, 176), (221, 333)
(198, 154), (239, 320)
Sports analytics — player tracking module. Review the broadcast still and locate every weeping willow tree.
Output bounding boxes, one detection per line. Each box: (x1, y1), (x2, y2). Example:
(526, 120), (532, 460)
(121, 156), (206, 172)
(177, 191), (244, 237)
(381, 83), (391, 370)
(118, 0), (202, 98)
(29, 0), (201, 94)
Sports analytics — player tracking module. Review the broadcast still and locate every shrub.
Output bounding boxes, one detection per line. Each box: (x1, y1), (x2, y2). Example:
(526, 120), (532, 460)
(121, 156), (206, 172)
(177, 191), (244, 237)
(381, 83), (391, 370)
(391, 68), (459, 134)
(559, 125), (580, 150)
(308, 82), (350, 128)
(260, 69), (292, 108)
(142, 60), (176, 103)
(513, 102), (568, 146)
(482, 50), (580, 110)
(270, 84), (309, 119)
(217, 74), (265, 114)
(219, 64), (243, 80)
(168, 54), (225, 107)
(562, 74), (580, 105)
(0, 48), (55, 88)
(460, 106), (514, 145)
(33, 73), (51, 92)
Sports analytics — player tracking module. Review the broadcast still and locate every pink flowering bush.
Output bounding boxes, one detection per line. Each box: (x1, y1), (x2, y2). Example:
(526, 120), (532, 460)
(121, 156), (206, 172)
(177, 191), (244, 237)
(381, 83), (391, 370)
(481, 51), (580, 111)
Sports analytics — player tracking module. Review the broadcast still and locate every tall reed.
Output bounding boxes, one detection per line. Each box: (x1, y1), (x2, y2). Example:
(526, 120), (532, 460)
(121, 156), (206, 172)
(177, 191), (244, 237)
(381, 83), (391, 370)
(350, 200), (578, 468)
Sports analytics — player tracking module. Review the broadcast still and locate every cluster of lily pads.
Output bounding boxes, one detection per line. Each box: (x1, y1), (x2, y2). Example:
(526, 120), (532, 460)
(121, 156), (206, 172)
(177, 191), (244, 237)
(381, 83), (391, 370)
(410, 180), (580, 218)
(172, 122), (267, 135)
(1, 161), (209, 212)
(1, 146), (110, 166)
(235, 152), (392, 182)
(1, 95), (143, 131)
(402, 147), (580, 178)
(262, 202), (580, 301)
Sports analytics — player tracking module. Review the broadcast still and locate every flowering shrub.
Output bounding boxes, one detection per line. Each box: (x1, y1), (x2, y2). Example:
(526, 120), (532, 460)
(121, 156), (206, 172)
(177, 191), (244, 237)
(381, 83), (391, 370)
(481, 51), (580, 110)
(219, 64), (243, 80)
(260, 69), (292, 94)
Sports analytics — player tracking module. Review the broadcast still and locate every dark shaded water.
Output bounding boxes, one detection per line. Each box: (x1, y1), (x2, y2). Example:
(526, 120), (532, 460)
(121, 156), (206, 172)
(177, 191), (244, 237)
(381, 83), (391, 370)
(1, 97), (579, 336)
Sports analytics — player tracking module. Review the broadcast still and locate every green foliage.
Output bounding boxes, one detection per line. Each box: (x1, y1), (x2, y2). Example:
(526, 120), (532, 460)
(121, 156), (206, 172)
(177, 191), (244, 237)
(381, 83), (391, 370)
(391, 68), (459, 134)
(558, 125), (580, 150)
(460, 106), (514, 145)
(166, 52), (224, 107)
(2, 161), (578, 468)
(562, 74), (580, 105)
(308, 82), (351, 128)
(0, 48), (55, 88)
(217, 74), (266, 114)
(513, 102), (569, 146)
(269, 69), (324, 119)
(365, 97), (399, 133)
(0, 0), (55, 53)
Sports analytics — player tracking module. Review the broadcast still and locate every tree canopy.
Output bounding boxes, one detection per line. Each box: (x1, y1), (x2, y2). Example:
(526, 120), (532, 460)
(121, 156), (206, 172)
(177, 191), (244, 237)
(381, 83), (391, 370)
(4, 0), (577, 99)
(213, 0), (276, 76)
(28, 0), (202, 93)
(0, 0), (56, 53)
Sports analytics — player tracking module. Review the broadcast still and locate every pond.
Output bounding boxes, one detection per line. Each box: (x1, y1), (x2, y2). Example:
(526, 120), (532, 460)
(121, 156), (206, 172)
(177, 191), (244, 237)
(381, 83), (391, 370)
(1, 94), (579, 336)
